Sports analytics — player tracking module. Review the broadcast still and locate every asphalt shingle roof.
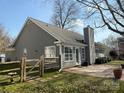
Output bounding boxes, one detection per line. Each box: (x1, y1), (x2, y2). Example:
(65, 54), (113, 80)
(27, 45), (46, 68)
(30, 18), (84, 46)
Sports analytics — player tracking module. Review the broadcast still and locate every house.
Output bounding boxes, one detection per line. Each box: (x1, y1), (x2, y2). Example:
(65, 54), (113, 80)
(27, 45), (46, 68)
(0, 54), (6, 63)
(95, 42), (110, 58)
(6, 17), (96, 69)
(117, 37), (124, 59)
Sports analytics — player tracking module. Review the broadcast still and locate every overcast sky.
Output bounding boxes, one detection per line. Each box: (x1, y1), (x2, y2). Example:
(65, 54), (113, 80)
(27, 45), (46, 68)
(0, 0), (120, 42)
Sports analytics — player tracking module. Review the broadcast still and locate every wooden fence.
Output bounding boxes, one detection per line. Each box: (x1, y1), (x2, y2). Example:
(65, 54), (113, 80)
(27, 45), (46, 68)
(0, 55), (60, 83)
(20, 55), (44, 82)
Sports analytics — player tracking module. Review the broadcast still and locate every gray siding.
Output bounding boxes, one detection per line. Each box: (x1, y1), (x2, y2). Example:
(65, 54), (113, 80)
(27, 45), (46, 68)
(6, 51), (16, 61)
(14, 22), (57, 60)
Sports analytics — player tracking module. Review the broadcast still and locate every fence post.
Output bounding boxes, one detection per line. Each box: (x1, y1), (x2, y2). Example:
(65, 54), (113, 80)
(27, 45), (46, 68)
(20, 57), (24, 82)
(39, 55), (44, 77)
(20, 57), (26, 82)
(23, 57), (26, 82)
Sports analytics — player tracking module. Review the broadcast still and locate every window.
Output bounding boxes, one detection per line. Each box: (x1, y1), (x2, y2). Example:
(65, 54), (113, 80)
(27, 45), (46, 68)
(81, 48), (85, 59)
(64, 47), (73, 61)
(73, 47), (75, 53)
(45, 46), (56, 58)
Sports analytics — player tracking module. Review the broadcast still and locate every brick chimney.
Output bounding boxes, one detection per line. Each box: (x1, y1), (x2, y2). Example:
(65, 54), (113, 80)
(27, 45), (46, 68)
(84, 25), (95, 65)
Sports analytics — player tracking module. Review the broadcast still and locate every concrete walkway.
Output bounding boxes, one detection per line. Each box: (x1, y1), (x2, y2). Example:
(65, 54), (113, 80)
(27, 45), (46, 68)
(64, 64), (124, 81)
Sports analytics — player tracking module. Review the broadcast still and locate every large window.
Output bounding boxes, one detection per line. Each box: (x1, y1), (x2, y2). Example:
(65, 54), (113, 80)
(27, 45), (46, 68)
(64, 47), (73, 61)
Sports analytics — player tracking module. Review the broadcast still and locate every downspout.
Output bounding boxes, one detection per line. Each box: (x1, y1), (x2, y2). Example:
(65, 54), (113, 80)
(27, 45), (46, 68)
(58, 44), (63, 72)
(54, 41), (63, 72)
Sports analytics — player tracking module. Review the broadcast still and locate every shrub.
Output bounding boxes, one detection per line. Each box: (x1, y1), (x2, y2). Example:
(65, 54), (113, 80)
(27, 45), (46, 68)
(95, 57), (107, 64)
(109, 50), (118, 60)
(107, 57), (111, 62)
(81, 61), (89, 66)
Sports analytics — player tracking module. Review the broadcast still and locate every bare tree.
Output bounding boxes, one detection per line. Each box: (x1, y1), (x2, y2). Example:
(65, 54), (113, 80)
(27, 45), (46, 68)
(102, 35), (118, 49)
(77, 0), (124, 35)
(0, 25), (12, 53)
(51, 0), (79, 29)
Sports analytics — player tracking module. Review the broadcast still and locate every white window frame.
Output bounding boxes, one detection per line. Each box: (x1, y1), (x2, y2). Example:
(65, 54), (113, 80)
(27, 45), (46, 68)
(45, 46), (56, 58)
(64, 46), (73, 61)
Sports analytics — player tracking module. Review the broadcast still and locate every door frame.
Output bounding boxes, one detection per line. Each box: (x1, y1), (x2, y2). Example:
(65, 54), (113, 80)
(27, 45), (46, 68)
(76, 48), (80, 65)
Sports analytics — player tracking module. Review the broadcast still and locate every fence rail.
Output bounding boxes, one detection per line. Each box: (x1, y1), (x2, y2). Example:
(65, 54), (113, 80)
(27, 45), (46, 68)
(0, 55), (60, 82)
(0, 61), (20, 64)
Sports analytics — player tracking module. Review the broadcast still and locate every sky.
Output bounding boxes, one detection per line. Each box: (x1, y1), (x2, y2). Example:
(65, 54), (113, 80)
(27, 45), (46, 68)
(0, 0), (119, 42)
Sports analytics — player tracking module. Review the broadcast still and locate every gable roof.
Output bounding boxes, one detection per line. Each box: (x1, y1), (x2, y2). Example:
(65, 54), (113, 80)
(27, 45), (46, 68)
(13, 17), (85, 47)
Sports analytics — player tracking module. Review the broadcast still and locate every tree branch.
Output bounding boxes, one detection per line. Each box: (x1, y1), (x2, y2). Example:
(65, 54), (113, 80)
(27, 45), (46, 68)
(93, 0), (124, 35)
(116, 0), (124, 13)
(105, 0), (124, 27)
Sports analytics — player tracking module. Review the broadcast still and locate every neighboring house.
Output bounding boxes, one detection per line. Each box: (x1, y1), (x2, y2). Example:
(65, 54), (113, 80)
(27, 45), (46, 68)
(117, 37), (124, 59)
(95, 42), (105, 52)
(6, 17), (95, 69)
(95, 42), (110, 58)
(0, 54), (6, 63)
(95, 42), (105, 58)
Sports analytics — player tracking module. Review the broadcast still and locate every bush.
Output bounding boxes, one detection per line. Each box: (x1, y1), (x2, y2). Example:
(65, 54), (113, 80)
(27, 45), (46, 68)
(81, 61), (89, 66)
(107, 57), (111, 62)
(109, 50), (118, 59)
(95, 57), (107, 64)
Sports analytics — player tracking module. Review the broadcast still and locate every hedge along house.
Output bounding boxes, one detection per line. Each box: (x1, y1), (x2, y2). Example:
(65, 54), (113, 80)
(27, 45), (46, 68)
(6, 17), (95, 69)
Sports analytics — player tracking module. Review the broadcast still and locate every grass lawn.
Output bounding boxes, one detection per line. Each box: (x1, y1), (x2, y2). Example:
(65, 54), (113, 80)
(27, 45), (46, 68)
(107, 60), (124, 66)
(0, 70), (124, 93)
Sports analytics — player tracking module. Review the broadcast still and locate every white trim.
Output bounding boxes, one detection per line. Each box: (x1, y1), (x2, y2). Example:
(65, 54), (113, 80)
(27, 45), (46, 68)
(64, 46), (73, 62)
(63, 45), (73, 48)
(75, 48), (80, 65)
(45, 46), (56, 48)
(63, 42), (87, 47)
(79, 48), (81, 65)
